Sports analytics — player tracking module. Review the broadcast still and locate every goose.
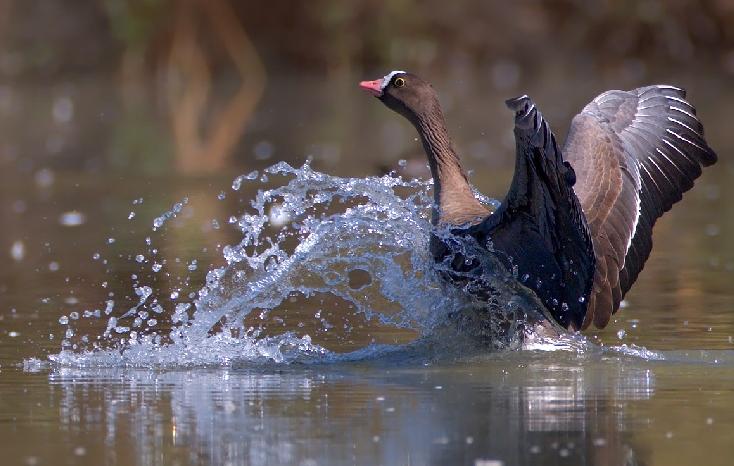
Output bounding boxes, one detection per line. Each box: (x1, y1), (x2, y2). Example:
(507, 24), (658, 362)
(360, 71), (717, 331)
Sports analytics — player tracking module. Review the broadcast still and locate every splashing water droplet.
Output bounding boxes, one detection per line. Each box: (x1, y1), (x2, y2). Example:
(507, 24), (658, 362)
(46, 162), (546, 367)
(59, 211), (86, 227)
(10, 240), (24, 261)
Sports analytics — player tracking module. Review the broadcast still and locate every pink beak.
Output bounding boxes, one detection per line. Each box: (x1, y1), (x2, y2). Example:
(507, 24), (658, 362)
(359, 79), (383, 97)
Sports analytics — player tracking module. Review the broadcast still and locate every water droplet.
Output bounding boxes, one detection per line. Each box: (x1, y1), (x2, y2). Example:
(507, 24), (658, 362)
(217, 191), (226, 200)
(59, 211), (86, 227)
(152, 263), (162, 272)
(617, 329), (626, 340)
(128, 211), (136, 220)
(59, 315), (69, 325)
(135, 254), (145, 263)
(10, 240), (24, 261)
(172, 302), (190, 323)
(268, 204), (290, 227)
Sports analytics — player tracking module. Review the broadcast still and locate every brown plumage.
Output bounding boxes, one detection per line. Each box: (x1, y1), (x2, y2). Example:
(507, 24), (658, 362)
(360, 72), (717, 331)
(564, 85), (717, 329)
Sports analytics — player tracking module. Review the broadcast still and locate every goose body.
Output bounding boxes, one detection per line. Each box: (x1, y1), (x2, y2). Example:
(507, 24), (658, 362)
(360, 71), (716, 331)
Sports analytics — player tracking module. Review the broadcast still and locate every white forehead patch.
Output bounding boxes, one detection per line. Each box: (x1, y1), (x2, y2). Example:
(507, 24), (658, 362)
(381, 70), (407, 91)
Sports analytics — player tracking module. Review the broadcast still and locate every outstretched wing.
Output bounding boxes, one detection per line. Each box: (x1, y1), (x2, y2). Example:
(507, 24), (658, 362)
(475, 96), (595, 330)
(563, 85), (717, 329)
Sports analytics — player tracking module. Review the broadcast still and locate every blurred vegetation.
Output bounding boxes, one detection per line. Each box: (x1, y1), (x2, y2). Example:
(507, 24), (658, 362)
(0, 0), (732, 177)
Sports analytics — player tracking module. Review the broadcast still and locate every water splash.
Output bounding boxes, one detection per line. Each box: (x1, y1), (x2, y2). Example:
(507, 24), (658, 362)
(48, 162), (493, 367)
(44, 161), (641, 368)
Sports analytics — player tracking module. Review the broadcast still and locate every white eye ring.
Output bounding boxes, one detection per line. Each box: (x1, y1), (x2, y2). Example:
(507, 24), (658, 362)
(394, 77), (405, 88)
(380, 70), (407, 91)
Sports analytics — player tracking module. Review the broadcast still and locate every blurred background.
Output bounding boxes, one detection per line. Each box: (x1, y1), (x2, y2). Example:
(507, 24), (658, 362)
(0, 0), (732, 178)
(0, 0), (732, 354)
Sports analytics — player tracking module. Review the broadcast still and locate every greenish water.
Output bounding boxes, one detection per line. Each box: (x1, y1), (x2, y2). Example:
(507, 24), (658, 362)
(1, 73), (733, 466)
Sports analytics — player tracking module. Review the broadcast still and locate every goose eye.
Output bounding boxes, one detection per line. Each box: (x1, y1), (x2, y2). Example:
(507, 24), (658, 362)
(394, 77), (405, 88)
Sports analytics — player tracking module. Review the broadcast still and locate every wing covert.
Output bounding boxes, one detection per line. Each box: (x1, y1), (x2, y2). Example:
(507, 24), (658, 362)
(563, 85), (717, 329)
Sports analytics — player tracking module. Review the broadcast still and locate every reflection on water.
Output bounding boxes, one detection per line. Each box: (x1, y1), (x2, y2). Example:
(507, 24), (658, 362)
(40, 353), (659, 466)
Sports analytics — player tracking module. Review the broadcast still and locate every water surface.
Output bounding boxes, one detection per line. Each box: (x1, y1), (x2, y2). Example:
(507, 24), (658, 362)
(1, 75), (733, 466)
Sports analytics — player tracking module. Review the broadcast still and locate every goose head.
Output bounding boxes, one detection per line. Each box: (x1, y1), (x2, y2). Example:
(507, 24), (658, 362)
(359, 71), (440, 125)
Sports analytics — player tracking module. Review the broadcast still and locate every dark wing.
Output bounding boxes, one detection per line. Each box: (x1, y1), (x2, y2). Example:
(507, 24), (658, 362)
(563, 85), (717, 329)
(474, 96), (595, 329)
